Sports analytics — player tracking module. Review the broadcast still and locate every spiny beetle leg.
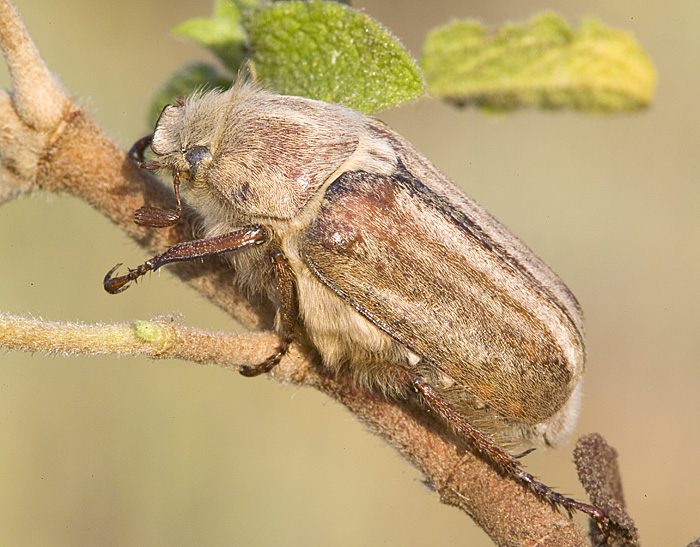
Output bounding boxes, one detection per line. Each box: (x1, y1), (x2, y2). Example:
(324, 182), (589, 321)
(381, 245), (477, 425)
(410, 375), (609, 543)
(104, 227), (266, 294)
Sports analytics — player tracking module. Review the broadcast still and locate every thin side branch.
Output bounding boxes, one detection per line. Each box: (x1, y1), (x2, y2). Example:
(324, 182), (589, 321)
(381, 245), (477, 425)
(0, 0), (71, 130)
(575, 434), (639, 546)
(0, 312), (282, 367)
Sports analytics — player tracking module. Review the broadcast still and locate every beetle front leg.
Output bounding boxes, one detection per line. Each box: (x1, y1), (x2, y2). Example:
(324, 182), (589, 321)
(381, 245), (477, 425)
(239, 250), (298, 377)
(104, 226), (266, 293)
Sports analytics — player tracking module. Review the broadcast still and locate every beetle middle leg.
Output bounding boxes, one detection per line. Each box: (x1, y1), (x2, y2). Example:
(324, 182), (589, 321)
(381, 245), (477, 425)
(239, 250), (298, 377)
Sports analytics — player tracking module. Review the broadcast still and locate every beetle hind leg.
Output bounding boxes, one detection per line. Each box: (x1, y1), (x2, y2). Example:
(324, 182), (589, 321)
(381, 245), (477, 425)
(409, 374), (609, 542)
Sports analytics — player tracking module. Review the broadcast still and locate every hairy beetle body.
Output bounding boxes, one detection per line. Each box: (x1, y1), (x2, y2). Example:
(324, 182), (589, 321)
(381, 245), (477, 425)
(135, 82), (585, 449)
(105, 81), (609, 532)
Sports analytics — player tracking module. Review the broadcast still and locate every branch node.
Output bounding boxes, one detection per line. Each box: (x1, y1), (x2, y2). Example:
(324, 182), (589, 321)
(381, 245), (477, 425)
(134, 317), (178, 355)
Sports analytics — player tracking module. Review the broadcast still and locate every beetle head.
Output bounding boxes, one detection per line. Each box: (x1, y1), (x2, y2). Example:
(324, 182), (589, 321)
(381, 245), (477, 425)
(144, 83), (362, 222)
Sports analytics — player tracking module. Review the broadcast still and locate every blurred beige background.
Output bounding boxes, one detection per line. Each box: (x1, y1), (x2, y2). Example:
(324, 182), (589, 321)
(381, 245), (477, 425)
(1, 1), (697, 545)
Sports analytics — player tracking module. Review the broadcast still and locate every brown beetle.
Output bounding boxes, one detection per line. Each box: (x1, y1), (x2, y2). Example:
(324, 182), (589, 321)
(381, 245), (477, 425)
(105, 82), (606, 535)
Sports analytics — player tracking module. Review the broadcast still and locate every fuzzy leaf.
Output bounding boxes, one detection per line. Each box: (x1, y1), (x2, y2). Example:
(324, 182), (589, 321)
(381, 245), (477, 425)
(245, 1), (425, 113)
(421, 13), (656, 112)
(148, 63), (232, 128)
(173, 0), (255, 72)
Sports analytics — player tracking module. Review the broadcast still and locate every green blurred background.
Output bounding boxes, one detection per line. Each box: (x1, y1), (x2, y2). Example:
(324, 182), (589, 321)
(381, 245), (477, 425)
(1, 1), (697, 545)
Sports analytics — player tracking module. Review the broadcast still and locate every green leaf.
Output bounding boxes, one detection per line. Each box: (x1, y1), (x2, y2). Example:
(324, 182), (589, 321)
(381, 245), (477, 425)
(148, 63), (232, 128)
(173, 0), (256, 72)
(245, 1), (425, 113)
(421, 13), (656, 112)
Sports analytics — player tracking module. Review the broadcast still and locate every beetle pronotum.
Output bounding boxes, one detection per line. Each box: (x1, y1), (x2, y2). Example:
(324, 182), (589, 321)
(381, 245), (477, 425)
(105, 82), (607, 536)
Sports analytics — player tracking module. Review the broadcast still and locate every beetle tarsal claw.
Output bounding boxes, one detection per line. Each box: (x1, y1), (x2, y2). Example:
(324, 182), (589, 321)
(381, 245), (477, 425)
(103, 263), (133, 294)
(239, 341), (290, 377)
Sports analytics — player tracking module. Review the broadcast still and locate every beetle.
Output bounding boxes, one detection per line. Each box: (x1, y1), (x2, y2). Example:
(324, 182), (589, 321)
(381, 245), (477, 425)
(105, 81), (606, 533)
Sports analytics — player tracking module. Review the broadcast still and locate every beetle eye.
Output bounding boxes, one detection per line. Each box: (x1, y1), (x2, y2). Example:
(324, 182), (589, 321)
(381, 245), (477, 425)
(184, 145), (212, 168)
